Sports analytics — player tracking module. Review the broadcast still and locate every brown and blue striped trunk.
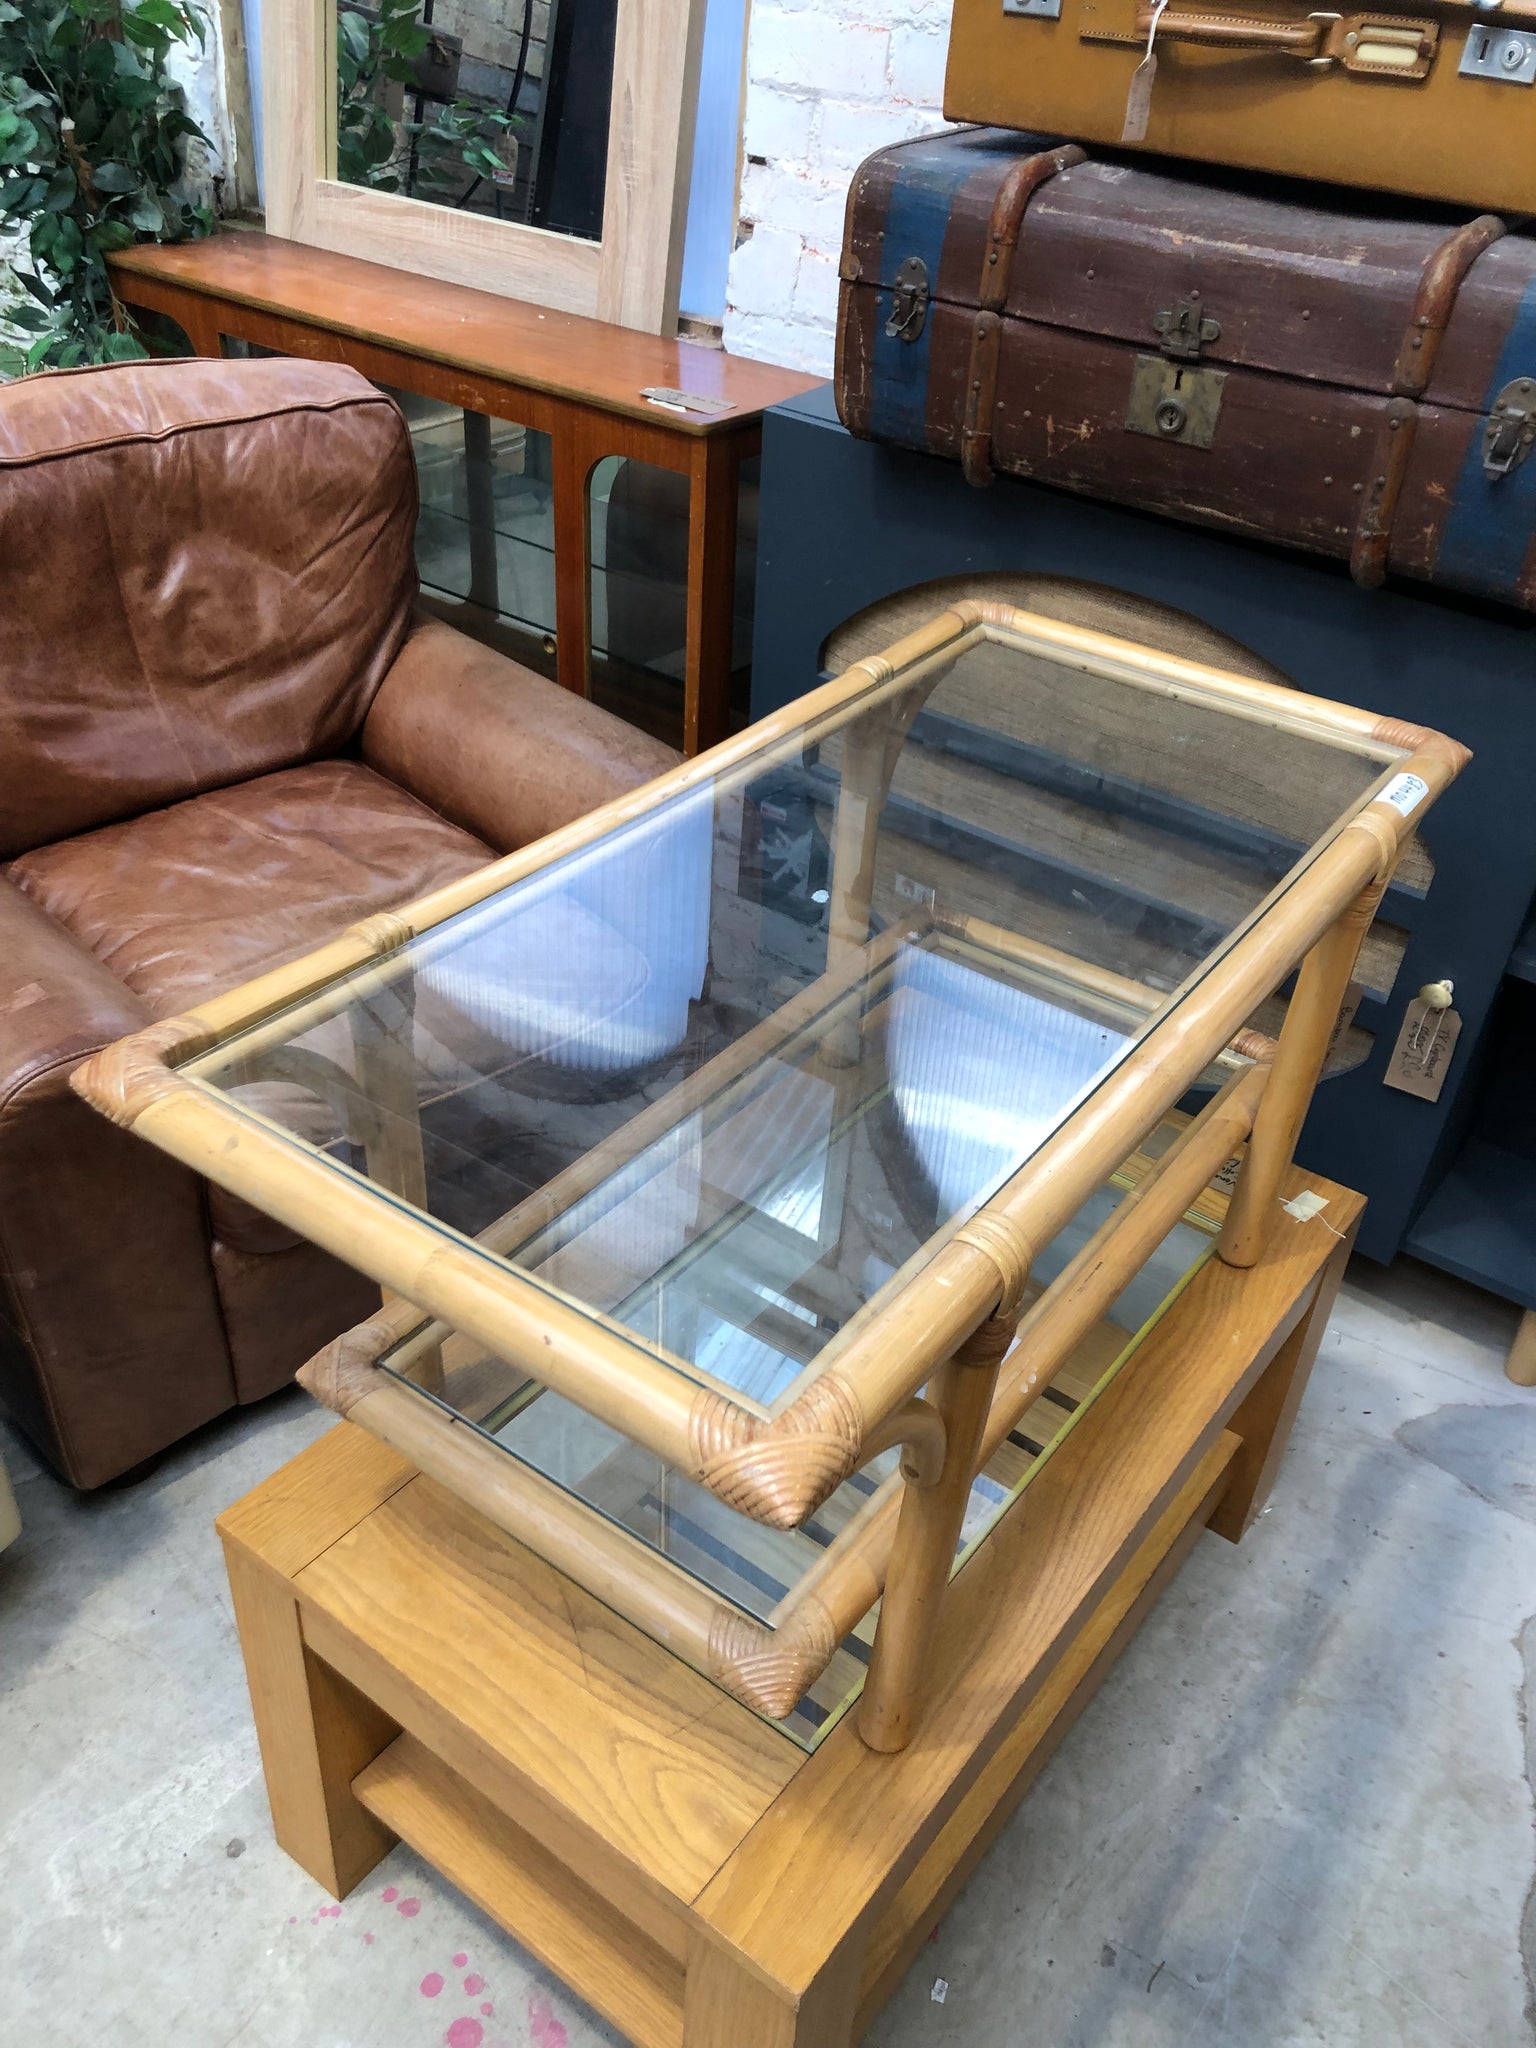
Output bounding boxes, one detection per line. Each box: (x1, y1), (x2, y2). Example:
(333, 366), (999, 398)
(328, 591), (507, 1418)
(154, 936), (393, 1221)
(835, 129), (1536, 611)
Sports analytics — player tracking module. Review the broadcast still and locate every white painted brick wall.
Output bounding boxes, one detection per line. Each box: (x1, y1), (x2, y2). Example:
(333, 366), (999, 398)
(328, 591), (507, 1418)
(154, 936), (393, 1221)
(723, 0), (954, 374)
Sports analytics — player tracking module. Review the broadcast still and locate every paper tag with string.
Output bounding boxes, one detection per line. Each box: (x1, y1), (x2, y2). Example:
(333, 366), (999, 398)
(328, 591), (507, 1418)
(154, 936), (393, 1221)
(1122, 0), (1169, 141)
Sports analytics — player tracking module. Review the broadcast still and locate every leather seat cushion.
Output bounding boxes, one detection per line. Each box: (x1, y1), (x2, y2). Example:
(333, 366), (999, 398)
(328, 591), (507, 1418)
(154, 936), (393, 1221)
(6, 759), (492, 1252)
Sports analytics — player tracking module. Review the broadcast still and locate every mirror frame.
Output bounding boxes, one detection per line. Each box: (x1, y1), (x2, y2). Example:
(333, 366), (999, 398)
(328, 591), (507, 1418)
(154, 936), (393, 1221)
(262, 0), (707, 333)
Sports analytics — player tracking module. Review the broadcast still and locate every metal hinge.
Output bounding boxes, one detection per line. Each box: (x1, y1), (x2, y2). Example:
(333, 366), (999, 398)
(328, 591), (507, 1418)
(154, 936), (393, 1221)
(1483, 377), (1536, 480)
(885, 257), (930, 343)
(1153, 291), (1221, 362)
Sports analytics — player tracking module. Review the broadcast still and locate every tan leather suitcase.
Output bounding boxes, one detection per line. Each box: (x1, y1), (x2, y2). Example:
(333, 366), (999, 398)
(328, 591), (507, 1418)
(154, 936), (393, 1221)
(943, 0), (1536, 213)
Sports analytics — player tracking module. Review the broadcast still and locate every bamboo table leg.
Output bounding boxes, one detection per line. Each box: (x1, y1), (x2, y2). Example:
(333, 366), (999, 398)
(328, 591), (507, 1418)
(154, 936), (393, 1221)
(684, 432), (742, 757)
(859, 1310), (1015, 1752)
(1507, 1307), (1536, 1387)
(347, 984), (444, 1391)
(1219, 874), (1387, 1268)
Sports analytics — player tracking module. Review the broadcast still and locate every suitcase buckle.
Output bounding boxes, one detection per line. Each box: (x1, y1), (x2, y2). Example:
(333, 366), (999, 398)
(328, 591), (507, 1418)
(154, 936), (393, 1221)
(1483, 378), (1536, 480)
(885, 257), (930, 344)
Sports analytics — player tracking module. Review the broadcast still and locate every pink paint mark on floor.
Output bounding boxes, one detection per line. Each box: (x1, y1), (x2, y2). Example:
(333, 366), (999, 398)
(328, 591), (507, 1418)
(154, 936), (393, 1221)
(528, 1992), (568, 2048)
(463, 1973), (485, 1996)
(444, 2020), (484, 2048)
(396, 1896), (421, 1918)
(363, 1933), (375, 1946)
(480, 2003), (494, 2018)
(453, 1952), (469, 1969)
(323, 1904), (343, 1918)
(420, 1972), (445, 1998)
(382, 1886), (399, 1903)
(288, 1917), (297, 1925)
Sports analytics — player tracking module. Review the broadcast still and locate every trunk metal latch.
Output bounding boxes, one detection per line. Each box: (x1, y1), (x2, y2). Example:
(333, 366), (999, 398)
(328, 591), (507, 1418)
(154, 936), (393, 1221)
(1153, 291), (1221, 362)
(1127, 290), (1227, 447)
(885, 257), (930, 343)
(1483, 377), (1536, 480)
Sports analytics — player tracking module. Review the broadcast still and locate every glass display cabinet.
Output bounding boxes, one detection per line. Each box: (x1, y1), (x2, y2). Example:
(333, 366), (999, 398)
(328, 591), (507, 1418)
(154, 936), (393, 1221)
(76, 601), (1466, 1753)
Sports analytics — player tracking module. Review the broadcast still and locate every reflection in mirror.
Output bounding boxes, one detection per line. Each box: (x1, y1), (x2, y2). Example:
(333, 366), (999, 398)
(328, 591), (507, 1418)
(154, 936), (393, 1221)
(334, 0), (616, 239)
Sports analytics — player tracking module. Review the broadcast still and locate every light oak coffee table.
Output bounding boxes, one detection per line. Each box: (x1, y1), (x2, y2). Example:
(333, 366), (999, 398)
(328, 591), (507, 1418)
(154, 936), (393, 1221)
(212, 1168), (1355, 2048)
(75, 600), (1462, 2042)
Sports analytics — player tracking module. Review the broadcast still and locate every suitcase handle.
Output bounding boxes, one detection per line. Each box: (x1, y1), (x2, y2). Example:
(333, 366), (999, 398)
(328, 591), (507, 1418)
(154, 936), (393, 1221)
(1128, 6), (1438, 72)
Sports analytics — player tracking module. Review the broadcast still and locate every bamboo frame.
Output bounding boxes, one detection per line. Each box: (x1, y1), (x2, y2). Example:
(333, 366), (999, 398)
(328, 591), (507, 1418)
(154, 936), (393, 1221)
(288, 1060), (1264, 1725)
(262, 0), (707, 334)
(72, 603), (1467, 1739)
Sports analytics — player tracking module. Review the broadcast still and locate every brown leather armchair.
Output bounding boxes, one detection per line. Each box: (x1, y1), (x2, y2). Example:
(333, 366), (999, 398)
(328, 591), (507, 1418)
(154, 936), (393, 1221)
(0, 357), (678, 1487)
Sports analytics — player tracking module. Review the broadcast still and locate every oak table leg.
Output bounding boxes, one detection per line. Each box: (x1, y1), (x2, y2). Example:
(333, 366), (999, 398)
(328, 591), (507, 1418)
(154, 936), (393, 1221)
(1209, 1223), (1356, 1542)
(859, 1311), (1014, 1752)
(222, 1544), (399, 1898)
(684, 432), (741, 756)
(1507, 1308), (1536, 1388)
(684, 1938), (863, 2048)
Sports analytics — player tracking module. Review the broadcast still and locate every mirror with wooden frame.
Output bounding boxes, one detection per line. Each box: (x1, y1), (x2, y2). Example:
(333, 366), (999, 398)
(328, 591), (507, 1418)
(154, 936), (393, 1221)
(262, 0), (706, 331)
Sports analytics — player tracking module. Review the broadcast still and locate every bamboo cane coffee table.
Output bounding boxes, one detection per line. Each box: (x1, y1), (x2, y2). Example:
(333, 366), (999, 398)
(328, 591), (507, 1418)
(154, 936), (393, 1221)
(74, 601), (1464, 2039)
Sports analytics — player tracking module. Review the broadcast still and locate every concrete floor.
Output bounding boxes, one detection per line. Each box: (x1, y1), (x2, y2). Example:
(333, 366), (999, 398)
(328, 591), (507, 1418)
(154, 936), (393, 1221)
(1, 1255), (1532, 2048)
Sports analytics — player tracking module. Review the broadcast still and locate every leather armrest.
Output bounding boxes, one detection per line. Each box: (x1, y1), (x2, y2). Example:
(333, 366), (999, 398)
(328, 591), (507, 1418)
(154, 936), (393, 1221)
(0, 876), (153, 1110)
(0, 878), (234, 1485)
(360, 617), (682, 855)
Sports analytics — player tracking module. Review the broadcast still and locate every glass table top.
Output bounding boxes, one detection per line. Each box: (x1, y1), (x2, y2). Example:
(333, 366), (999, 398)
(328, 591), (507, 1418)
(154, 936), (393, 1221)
(181, 610), (1395, 1406)
(375, 1113), (1222, 1746)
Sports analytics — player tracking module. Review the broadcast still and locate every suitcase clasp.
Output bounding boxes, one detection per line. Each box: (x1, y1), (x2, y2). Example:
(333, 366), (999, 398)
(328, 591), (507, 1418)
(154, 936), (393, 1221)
(1483, 378), (1536, 480)
(885, 258), (930, 344)
(1153, 291), (1221, 361)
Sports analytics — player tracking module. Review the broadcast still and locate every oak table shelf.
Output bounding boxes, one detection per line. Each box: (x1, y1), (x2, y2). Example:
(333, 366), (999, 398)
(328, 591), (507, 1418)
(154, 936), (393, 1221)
(215, 1164), (1357, 2048)
(106, 231), (820, 754)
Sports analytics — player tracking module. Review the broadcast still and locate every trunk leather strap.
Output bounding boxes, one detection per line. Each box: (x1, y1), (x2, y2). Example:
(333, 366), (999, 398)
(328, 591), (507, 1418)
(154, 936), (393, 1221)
(1353, 211), (1506, 584)
(962, 144), (1086, 487)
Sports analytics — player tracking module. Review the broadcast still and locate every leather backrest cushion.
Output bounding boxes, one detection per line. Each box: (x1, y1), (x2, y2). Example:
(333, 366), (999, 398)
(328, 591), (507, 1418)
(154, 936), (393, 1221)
(0, 356), (420, 858)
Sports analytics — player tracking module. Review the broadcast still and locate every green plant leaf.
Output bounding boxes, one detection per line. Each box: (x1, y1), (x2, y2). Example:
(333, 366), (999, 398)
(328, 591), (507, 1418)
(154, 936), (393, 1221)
(90, 159), (139, 191)
(102, 328), (148, 359)
(40, 162), (76, 209)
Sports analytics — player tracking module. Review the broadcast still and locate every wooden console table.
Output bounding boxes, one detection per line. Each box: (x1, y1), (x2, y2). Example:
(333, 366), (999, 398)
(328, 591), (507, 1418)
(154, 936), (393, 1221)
(107, 233), (819, 754)
(215, 1169), (1357, 2048)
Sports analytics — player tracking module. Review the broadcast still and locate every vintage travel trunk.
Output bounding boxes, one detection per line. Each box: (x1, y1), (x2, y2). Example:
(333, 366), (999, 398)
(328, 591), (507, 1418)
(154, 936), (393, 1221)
(942, 0), (1536, 215)
(835, 130), (1536, 609)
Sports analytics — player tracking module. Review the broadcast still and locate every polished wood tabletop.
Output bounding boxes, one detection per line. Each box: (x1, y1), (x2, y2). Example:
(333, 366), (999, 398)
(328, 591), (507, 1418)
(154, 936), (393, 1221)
(109, 231), (821, 433)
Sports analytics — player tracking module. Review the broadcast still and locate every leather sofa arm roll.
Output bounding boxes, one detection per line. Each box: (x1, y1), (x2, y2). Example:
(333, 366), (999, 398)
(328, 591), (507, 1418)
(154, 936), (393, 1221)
(361, 617), (682, 856)
(0, 879), (236, 1485)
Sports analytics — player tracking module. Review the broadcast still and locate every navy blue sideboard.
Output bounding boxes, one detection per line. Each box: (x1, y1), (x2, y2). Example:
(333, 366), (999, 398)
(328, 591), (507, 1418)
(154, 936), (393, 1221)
(749, 384), (1536, 1281)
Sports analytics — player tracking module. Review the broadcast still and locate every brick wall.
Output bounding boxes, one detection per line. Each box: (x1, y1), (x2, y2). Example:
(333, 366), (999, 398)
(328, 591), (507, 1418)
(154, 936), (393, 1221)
(723, 0), (952, 373)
